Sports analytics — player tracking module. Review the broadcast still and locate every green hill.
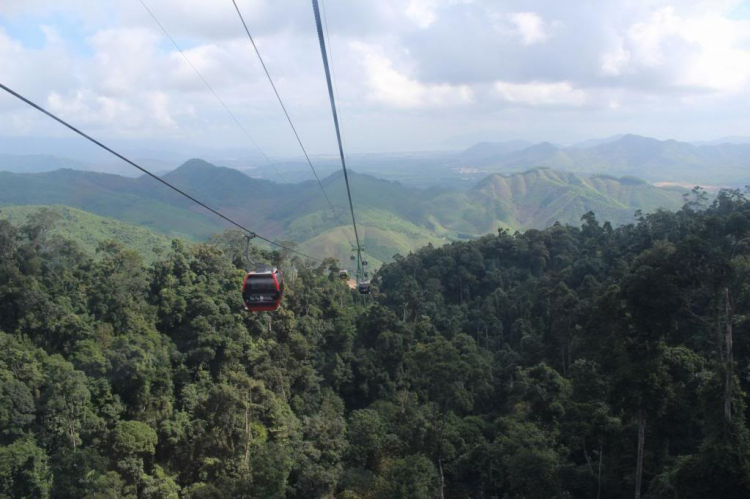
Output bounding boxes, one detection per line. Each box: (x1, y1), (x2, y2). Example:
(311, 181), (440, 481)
(466, 167), (685, 230)
(0, 159), (686, 264)
(0, 205), (175, 263)
(0, 168), (221, 239)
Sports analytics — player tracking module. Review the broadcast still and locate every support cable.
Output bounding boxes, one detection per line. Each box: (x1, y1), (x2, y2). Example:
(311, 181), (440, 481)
(320, 0), (366, 264)
(137, 0), (289, 182)
(311, 0), (363, 278)
(230, 0), (352, 244)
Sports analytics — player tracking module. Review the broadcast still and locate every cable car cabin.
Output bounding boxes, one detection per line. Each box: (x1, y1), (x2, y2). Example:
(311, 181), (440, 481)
(339, 270), (349, 280)
(358, 281), (371, 294)
(242, 267), (284, 312)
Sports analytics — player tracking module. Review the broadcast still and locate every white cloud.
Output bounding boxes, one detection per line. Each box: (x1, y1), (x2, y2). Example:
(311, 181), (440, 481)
(601, 6), (750, 92)
(509, 12), (549, 45)
(355, 43), (473, 108)
(406, 0), (439, 29)
(148, 92), (177, 128)
(2, 0), (750, 152)
(493, 11), (551, 46)
(404, 0), (473, 29)
(87, 28), (162, 95)
(602, 43), (630, 75)
(680, 12), (750, 92)
(47, 90), (140, 129)
(494, 81), (586, 106)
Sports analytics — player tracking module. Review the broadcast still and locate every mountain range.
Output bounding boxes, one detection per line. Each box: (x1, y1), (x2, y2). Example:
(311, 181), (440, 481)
(0, 159), (686, 264)
(457, 134), (750, 185)
(3, 134), (749, 189)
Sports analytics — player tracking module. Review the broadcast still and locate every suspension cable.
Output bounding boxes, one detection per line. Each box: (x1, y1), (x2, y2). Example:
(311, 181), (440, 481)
(320, 0), (349, 159)
(319, 0), (367, 271)
(311, 0), (363, 278)
(137, 0), (290, 183)
(0, 82), (320, 262)
(229, 0), (352, 244)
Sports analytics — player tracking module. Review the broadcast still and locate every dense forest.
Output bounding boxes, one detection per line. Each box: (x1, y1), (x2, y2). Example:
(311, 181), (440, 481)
(1, 187), (750, 498)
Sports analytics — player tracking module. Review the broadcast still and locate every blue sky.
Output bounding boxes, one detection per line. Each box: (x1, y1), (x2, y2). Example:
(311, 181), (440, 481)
(1, 0), (750, 158)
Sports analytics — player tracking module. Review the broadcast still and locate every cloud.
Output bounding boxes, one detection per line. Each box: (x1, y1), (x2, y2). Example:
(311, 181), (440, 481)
(404, 0), (474, 29)
(87, 28), (162, 95)
(494, 81), (586, 106)
(511, 12), (549, 45)
(494, 12), (549, 46)
(355, 43), (473, 108)
(601, 6), (750, 92)
(406, 0), (439, 29)
(602, 44), (630, 76)
(48, 90), (138, 128)
(2, 0), (750, 152)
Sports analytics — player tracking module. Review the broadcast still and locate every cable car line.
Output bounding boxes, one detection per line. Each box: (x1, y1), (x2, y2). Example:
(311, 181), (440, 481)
(320, 0), (348, 156)
(319, 3), (372, 294)
(137, 0), (289, 183)
(229, 0), (352, 243)
(320, 0), (356, 184)
(311, 0), (364, 278)
(0, 82), (320, 262)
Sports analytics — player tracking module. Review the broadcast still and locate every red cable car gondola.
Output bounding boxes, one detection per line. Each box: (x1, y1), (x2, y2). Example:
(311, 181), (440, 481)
(242, 266), (284, 312)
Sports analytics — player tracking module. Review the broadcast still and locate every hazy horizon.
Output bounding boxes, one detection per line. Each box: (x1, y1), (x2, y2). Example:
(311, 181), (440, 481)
(1, 131), (750, 165)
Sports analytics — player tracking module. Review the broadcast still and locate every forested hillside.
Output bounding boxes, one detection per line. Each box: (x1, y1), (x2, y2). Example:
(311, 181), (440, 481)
(1, 189), (749, 498)
(0, 205), (174, 263)
(0, 159), (685, 264)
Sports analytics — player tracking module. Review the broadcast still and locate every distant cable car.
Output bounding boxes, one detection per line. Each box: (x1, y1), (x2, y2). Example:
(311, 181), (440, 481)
(362, 259), (368, 266)
(350, 255), (355, 261)
(358, 281), (371, 294)
(339, 269), (349, 280)
(242, 266), (284, 312)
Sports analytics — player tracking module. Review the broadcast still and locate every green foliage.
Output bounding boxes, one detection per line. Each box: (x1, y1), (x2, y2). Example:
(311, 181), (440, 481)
(112, 421), (158, 457)
(0, 188), (749, 498)
(0, 205), (174, 264)
(0, 437), (52, 498)
(374, 455), (438, 499)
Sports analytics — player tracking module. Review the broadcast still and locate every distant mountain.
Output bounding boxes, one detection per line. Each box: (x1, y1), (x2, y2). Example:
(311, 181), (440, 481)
(458, 140), (534, 161)
(0, 136), (269, 167)
(569, 134), (624, 149)
(461, 134), (750, 185)
(0, 168), (221, 239)
(692, 136), (750, 146)
(0, 159), (686, 263)
(442, 131), (531, 148)
(0, 154), (90, 173)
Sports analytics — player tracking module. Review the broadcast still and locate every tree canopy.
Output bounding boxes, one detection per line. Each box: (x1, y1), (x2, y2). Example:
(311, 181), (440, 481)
(1, 189), (750, 498)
